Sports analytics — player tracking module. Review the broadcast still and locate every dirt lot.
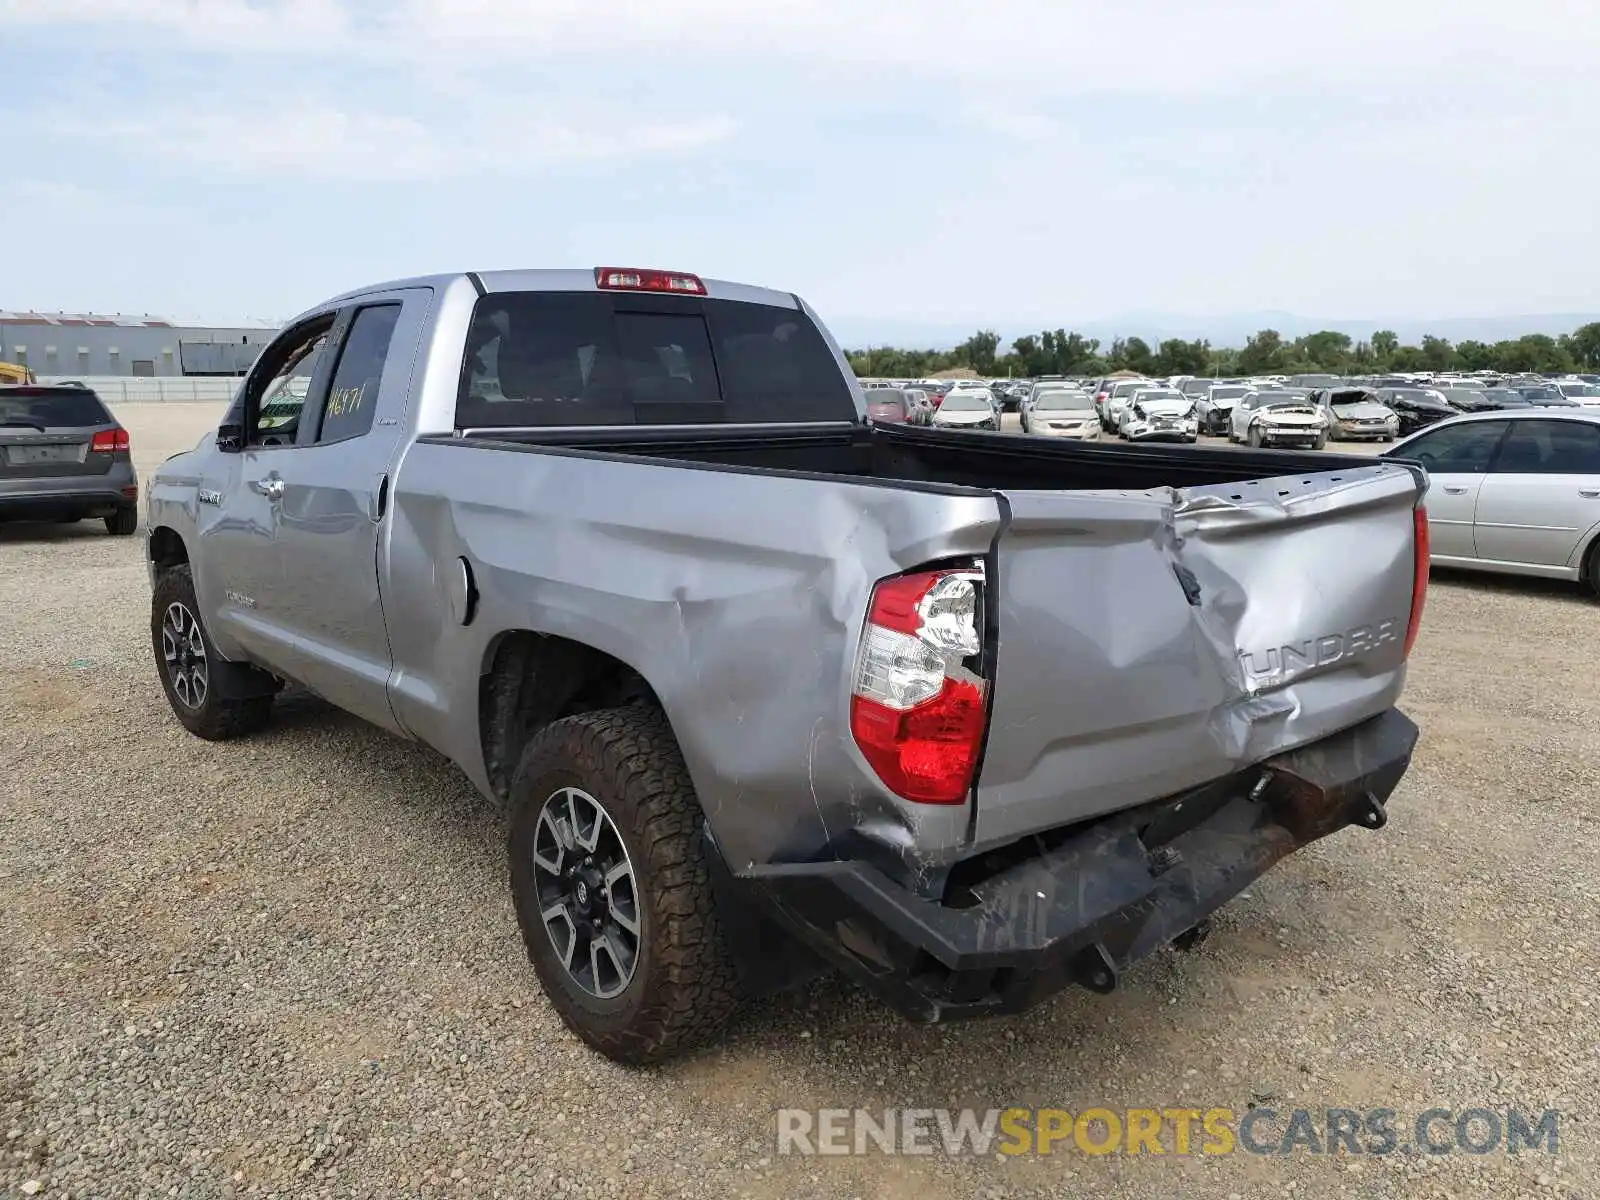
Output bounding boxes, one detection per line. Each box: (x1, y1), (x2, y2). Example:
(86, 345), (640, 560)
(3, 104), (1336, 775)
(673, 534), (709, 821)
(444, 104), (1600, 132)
(2, 403), (1594, 1199)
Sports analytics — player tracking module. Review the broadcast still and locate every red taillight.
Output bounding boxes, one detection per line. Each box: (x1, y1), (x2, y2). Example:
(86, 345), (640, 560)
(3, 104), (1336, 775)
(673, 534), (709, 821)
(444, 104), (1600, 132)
(1404, 505), (1429, 658)
(849, 567), (990, 804)
(90, 428), (130, 452)
(594, 266), (706, 294)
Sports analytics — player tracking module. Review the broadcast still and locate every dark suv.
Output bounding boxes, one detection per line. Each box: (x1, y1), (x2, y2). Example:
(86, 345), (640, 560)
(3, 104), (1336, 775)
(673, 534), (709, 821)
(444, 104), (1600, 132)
(0, 385), (139, 534)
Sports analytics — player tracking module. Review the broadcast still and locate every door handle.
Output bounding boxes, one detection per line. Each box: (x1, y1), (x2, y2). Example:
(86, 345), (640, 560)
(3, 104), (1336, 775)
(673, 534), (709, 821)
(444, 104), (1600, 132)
(251, 477), (285, 501)
(1580, 488), (1600, 499)
(1442, 485), (1468, 495)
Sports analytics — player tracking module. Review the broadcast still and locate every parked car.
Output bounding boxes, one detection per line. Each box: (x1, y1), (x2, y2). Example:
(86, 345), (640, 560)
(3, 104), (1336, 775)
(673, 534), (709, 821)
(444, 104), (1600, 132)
(1311, 387), (1399, 442)
(1229, 390), (1328, 449)
(864, 387), (912, 425)
(1195, 384), (1250, 436)
(1378, 387), (1460, 435)
(144, 264), (1427, 1066)
(1101, 377), (1157, 432)
(0, 384), (140, 534)
(928, 387), (999, 431)
(1437, 387), (1509, 413)
(1121, 391), (1199, 443)
(1382, 410), (1600, 591)
(1020, 389), (1099, 439)
(900, 388), (936, 425)
(1554, 381), (1600, 407)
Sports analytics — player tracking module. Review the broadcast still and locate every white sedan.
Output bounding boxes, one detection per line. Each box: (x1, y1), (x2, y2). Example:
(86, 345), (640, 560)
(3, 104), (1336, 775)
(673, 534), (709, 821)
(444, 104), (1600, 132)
(1120, 391), (1199, 442)
(1382, 409), (1600, 590)
(1228, 390), (1328, 449)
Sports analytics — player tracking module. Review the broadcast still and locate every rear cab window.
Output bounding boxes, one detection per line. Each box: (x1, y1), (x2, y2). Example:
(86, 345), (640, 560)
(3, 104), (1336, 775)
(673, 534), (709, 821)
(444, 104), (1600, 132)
(455, 292), (857, 429)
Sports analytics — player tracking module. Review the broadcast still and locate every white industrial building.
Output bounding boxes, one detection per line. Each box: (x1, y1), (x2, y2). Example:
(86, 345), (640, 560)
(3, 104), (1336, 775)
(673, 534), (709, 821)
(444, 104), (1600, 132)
(0, 310), (282, 378)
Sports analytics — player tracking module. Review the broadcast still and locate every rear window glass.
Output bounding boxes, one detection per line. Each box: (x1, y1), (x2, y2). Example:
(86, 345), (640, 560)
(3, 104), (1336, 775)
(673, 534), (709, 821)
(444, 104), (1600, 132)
(0, 389), (112, 427)
(455, 292), (855, 428)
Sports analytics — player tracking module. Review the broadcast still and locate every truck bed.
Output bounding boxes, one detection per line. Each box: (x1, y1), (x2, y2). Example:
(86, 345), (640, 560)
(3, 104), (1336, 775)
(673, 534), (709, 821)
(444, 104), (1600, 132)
(435, 420), (1377, 493)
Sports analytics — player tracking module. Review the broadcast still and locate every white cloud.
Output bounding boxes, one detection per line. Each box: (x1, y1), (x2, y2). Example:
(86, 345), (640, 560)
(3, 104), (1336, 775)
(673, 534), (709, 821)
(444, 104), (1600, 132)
(46, 101), (737, 180)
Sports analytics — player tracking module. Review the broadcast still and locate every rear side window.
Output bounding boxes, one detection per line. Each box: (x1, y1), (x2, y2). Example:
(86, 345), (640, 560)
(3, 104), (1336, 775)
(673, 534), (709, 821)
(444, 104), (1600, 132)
(319, 304), (401, 443)
(1494, 420), (1600, 474)
(0, 389), (112, 428)
(455, 291), (855, 428)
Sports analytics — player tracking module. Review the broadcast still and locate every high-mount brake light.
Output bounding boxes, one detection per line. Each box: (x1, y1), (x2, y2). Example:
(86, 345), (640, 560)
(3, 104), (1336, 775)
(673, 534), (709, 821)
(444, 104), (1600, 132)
(89, 428), (130, 452)
(1404, 505), (1429, 658)
(594, 267), (707, 295)
(849, 567), (990, 804)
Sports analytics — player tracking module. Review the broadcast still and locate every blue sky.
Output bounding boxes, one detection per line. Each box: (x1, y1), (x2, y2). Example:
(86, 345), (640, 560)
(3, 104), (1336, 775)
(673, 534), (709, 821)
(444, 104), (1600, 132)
(2, 0), (1598, 344)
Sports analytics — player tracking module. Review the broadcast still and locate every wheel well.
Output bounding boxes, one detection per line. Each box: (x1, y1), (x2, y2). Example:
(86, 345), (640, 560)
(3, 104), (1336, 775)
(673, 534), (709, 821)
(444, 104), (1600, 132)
(479, 631), (666, 802)
(148, 526), (189, 572)
(1580, 528), (1600, 592)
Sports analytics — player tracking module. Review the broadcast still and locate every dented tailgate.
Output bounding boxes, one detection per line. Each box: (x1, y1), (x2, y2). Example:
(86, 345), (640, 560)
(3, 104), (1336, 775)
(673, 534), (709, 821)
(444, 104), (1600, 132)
(974, 460), (1424, 851)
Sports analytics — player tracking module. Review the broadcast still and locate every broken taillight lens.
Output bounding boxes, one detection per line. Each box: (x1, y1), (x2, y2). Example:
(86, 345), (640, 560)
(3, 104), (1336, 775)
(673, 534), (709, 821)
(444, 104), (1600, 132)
(1404, 505), (1429, 658)
(849, 567), (990, 804)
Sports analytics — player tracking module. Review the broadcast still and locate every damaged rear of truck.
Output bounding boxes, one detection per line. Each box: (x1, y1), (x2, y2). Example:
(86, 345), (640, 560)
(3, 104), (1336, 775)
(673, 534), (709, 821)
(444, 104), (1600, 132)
(146, 268), (1427, 1065)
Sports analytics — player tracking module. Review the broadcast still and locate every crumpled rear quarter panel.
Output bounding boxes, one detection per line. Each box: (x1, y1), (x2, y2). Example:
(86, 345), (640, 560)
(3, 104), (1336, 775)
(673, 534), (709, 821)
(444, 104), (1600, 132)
(382, 441), (1003, 877)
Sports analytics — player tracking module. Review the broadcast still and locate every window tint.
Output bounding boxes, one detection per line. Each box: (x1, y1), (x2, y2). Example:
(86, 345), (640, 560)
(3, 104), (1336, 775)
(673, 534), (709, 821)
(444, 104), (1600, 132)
(455, 291), (857, 428)
(250, 324), (331, 447)
(0, 388), (112, 427)
(1402, 420), (1508, 472)
(614, 311), (721, 422)
(319, 304), (401, 443)
(1493, 420), (1600, 474)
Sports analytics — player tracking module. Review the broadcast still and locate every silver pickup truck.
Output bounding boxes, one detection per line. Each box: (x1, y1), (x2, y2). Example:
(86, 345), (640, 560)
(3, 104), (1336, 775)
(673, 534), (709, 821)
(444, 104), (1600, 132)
(145, 267), (1429, 1065)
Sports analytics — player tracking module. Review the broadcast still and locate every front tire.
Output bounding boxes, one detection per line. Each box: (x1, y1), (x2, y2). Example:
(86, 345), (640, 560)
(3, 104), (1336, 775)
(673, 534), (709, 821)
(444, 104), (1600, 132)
(106, 506), (138, 536)
(1247, 424), (1264, 448)
(508, 706), (742, 1066)
(151, 565), (275, 740)
(1312, 432), (1328, 451)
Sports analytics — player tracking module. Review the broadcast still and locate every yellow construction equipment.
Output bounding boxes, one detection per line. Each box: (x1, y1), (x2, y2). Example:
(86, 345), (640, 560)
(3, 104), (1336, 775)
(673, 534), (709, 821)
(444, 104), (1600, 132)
(0, 361), (36, 385)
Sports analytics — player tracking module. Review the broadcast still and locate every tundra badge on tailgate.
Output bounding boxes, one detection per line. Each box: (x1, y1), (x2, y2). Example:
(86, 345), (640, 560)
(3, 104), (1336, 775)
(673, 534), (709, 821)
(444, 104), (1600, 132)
(1239, 618), (1402, 689)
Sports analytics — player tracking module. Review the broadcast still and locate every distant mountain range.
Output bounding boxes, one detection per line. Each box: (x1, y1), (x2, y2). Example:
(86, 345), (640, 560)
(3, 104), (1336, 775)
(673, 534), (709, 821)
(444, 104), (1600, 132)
(828, 312), (1600, 351)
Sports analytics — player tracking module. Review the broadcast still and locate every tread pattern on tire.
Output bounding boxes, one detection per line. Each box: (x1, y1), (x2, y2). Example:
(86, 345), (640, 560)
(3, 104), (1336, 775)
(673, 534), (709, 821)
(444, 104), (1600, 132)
(510, 706), (742, 1065)
(151, 565), (274, 741)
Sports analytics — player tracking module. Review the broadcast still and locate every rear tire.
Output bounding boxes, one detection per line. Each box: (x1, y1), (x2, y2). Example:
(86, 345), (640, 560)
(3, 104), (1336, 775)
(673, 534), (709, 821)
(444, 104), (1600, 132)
(106, 507), (138, 536)
(151, 565), (275, 740)
(1583, 539), (1600, 598)
(508, 706), (742, 1065)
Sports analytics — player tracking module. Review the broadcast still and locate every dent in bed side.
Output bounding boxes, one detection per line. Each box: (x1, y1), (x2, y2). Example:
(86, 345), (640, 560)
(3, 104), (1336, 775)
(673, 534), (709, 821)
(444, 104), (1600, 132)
(377, 439), (1004, 889)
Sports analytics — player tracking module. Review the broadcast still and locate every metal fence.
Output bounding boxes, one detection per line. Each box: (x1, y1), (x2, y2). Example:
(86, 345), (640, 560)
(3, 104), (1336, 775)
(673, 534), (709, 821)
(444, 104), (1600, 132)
(34, 375), (238, 404)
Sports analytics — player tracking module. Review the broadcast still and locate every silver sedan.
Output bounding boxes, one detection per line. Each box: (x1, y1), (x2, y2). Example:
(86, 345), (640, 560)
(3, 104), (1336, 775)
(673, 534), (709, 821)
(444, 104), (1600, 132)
(1381, 409), (1600, 591)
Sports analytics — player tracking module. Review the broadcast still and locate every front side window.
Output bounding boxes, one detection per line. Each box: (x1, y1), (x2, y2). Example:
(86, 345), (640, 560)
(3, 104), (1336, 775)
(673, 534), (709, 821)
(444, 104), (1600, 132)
(249, 322), (332, 447)
(1401, 420), (1509, 472)
(319, 304), (402, 443)
(1493, 420), (1600, 474)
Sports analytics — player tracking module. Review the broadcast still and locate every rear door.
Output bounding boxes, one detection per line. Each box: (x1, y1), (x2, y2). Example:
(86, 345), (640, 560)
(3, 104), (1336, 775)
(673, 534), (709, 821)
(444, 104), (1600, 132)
(974, 461), (1425, 849)
(1471, 418), (1600, 570)
(261, 290), (429, 732)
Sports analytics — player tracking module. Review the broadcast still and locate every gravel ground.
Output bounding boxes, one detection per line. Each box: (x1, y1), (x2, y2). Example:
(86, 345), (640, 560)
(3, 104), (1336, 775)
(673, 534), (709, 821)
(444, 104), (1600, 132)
(1, 403), (1593, 1200)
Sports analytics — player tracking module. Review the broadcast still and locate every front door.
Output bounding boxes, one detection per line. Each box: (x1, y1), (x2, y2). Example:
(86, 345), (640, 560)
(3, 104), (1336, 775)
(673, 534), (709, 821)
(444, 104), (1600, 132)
(263, 296), (422, 733)
(195, 320), (336, 666)
(1387, 419), (1510, 562)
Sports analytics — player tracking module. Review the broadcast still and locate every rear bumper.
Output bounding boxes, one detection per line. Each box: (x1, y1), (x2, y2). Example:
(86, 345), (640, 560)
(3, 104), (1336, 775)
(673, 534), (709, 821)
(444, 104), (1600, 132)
(743, 708), (1418, 1022)
(0, 486), (137, 520)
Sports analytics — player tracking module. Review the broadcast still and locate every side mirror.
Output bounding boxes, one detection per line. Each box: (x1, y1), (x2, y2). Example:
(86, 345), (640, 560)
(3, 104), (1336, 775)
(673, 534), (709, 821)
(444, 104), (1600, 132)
(216, 422), (244, 452)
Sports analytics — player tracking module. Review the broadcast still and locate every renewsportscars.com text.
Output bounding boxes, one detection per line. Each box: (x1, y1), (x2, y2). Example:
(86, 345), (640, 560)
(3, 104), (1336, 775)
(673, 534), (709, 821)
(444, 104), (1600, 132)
(775, 1106), (1561, 1158)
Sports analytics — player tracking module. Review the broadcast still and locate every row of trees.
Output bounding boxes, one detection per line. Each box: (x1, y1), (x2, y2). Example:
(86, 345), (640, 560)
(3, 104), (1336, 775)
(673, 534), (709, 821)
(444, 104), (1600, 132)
(846, 322), (1600, 381)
